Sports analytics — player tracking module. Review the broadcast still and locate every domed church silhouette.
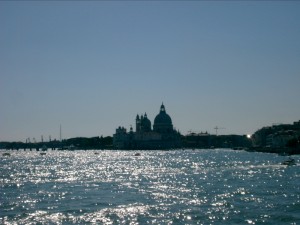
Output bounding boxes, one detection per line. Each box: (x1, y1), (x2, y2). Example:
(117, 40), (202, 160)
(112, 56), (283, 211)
(113, 103), (181, 149)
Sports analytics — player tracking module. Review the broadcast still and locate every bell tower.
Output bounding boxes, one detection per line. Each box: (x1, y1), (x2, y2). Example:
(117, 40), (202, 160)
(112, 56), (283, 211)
(136, 114), (141, 132)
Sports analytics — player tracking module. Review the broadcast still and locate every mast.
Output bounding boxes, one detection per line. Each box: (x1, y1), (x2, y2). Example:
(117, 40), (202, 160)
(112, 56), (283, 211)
(60, 124), (62, 142)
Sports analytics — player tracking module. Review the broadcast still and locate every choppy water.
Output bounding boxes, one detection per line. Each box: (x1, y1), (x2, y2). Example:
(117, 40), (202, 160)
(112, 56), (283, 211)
(1, 149), (299, 224)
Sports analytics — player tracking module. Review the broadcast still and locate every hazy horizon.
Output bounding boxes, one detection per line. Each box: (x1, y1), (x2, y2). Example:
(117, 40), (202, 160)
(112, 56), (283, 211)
(1, 1), (300, 142)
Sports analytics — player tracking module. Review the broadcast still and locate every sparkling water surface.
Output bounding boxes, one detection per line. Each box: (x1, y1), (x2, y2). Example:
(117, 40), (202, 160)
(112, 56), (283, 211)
(1, 149), (299, 224)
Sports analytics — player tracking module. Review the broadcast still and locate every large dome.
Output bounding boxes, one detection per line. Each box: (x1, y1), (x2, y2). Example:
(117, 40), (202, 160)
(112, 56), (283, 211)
(153, 103), (173, 133)
(154, 110), (172, 125)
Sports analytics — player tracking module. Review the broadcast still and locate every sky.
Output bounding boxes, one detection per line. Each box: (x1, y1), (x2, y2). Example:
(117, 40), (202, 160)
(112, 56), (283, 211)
(1, 1), (300, 142)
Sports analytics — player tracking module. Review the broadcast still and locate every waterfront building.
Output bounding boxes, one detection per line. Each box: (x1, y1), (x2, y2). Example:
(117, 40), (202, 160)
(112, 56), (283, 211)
(252, 120), (300, 147)
(113, 103), (182, 149)
(266, 130), (298, 148)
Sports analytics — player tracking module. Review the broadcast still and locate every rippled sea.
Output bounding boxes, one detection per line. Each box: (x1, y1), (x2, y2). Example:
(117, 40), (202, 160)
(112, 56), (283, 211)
(1, 149), (299, 224)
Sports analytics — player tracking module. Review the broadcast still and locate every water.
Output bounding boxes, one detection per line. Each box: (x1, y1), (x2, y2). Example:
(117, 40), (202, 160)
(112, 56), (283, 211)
(1, 149), (299, 224)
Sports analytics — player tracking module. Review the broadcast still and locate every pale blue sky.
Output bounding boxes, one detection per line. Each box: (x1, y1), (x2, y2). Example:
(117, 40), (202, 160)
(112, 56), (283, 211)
(1, 1), (300, 142)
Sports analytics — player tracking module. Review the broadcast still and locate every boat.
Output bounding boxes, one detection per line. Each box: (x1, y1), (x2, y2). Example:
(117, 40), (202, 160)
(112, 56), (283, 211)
(2, 152), (11, 156)
(281, 157), (296, 166)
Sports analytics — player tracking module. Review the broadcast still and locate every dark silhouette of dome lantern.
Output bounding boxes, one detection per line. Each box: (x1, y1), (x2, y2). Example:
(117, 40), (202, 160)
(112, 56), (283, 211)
(153, 103), (173, 133)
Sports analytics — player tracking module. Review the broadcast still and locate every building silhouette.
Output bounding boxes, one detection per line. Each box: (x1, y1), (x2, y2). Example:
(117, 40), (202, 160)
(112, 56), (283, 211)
(113, 103), (181, 149)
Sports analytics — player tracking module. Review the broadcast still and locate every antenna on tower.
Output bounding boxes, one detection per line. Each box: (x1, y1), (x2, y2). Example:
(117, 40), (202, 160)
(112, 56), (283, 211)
(214, 126), (225, 136)
(60, 124), (62, 142)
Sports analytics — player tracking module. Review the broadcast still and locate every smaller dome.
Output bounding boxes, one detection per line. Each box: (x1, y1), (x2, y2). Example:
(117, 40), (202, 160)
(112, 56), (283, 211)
(142, 115), (151, 125)
(140, 113), (151, 132)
